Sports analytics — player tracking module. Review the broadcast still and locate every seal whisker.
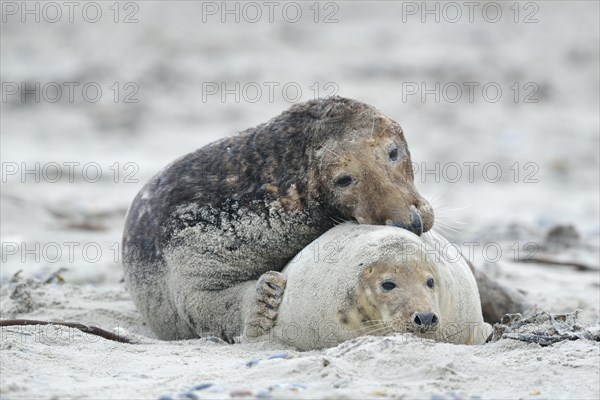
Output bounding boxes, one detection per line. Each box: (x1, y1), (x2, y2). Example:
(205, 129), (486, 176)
(358, 320), (388, 328)
(353, 322), (394, 336)
(431, 223), (452, 235)
(354, 321), (389, 333)
(322, 145), (341, 158)
(431, 226), (459, 242)
(434, 221), (461, 233)
(434, 209), (469, 229)
(354, 325), (389, 334)
(434, 204), (472, 215)
(376, 120), (393, 138)
(428, 183), (464, 209)
(362, 319), (386, 324)
(362, 325), (394, 337)
(370, 114), (376, 138)
(442, 324), (472, 340)
(330, 216), (351, 226)
(430, 229), (449, 243)
(354, 319), (396, 335)
(437, 220), (457, 228)
(435, 217), (466, 227)
(435, 222), (466, 231)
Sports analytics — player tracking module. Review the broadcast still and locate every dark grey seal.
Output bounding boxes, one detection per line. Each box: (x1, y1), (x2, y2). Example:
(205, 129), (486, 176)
(122, 97), (434, 341)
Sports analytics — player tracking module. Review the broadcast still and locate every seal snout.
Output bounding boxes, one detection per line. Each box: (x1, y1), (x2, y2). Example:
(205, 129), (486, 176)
(408, 207), (423, 236)
(411, 311), (439, 330)
(386, 206), (424, 236)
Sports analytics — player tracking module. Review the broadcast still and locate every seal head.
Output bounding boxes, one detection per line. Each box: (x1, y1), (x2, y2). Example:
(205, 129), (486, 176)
(264, 224), (490, 350)
(308, 100), (434, 235)
(351, 256), (441, 335)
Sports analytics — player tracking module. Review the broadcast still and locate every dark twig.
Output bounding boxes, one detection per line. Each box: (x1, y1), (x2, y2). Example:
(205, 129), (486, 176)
(504, 333), (576, 347)
(0, 319), (131, 343)
(517, 256), (596, 272)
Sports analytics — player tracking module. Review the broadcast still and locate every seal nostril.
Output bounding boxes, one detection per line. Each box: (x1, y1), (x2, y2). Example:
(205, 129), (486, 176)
(431, 314), (438, 325)
(409, 208), (423, 236)
(414, 314), (422, 326)
(392, 208), (424, 236)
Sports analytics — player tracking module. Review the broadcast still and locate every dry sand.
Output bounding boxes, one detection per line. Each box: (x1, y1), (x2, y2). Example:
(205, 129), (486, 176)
(1, 276), (599, 400)
(1, 1), (599, 399)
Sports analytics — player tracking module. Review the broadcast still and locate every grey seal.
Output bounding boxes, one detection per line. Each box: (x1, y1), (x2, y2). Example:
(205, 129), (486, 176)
(122, 97), (434, 341)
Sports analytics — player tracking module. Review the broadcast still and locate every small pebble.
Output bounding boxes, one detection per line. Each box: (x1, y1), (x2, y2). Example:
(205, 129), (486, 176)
(268, 351), (289, 360)
(370, 390), (386, 396)
(180, 392), (199, 400)
(246, 358), (260, 367)
(204, 336), (226, 344)
(230, 389), (253, 398)
(206, 384), (226, 393)
(158, 396), (173, 400)
(255, 391), (272, 399)
(191, 383), (213, 391)
(332, 378), (350, 389)
(272, 383), (306, 391)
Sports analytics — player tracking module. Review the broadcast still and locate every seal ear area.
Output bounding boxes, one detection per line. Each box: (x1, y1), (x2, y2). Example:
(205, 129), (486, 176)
(380, 279), (397, 292)
(385, 142), (409, 163)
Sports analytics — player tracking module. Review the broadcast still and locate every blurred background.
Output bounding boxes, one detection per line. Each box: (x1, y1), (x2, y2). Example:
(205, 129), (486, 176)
(1, 1), (598, 316)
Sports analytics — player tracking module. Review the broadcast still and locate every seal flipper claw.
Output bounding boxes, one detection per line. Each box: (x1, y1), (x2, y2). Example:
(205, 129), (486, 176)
(266, 281), (284, 296)
(244, 271), (287, 338)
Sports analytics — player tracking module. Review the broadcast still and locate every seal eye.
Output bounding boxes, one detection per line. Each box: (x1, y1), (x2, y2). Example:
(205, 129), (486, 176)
(388, 145), (399, 161)
(335, 176), (353, 187)
(426, 277), (434, 289)
(381, 280), (397, 292)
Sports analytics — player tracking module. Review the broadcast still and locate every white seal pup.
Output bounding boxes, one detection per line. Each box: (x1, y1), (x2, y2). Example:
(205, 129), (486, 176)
(243, 224), (491, 350)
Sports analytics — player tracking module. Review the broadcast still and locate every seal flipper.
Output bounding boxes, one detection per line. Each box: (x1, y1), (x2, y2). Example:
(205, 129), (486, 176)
(243, 271), (287, 339)
(473, 267), (532, 323)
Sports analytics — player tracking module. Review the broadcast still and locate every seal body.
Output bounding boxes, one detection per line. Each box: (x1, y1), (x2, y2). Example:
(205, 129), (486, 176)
(122, 97), (434, 341)
(258, 224), (490, 350)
